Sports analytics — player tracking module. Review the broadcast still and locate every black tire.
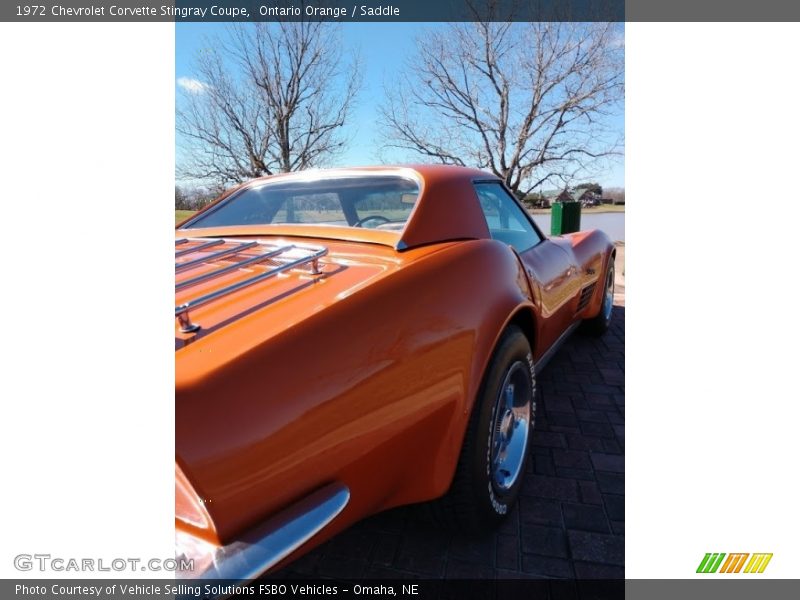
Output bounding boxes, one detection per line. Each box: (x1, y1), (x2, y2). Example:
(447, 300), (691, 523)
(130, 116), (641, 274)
(582, 260), (615, 336)
(429, 325), (535, 531)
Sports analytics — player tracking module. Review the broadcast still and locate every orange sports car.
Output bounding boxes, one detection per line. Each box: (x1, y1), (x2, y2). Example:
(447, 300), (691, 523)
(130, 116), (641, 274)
(175, 165), (616, 581)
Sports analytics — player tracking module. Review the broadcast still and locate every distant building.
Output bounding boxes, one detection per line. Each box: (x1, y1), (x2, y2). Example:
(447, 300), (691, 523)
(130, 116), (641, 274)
(532, 188), (573, 208)
(523, 189), (567, 209)
(572, 188), (601, 207)
(526, 186), (619, 208)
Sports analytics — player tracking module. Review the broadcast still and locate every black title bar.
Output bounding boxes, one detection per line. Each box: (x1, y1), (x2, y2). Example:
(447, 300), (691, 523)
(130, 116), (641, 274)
(5, 0), (800, 23)
(5, 1), (620, 22)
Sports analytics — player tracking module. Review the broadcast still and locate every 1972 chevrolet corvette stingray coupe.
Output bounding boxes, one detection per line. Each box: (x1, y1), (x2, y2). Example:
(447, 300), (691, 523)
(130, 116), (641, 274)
(175, 165), (615, 581)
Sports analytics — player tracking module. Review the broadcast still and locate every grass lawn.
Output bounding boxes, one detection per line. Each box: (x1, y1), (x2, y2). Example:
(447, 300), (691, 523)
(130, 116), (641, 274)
(175, 210), (196, 224)
(530, 204), (625, 215)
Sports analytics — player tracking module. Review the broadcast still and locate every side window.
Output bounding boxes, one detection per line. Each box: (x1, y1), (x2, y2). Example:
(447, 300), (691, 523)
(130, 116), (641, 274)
(474, 182), (542, 251)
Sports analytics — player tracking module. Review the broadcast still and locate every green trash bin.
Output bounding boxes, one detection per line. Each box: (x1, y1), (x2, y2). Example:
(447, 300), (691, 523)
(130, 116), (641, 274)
(551, 201), (582, 235)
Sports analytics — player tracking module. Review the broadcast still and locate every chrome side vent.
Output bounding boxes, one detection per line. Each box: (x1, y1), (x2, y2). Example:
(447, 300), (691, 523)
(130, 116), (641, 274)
(577, 282), (597, 313)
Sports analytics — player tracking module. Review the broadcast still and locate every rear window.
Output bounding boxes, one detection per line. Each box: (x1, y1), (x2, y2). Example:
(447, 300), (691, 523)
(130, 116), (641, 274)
(181, 175), (420, 232)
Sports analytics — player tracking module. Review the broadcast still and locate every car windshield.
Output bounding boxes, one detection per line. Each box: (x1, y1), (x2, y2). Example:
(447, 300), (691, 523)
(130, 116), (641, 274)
(181, 175), (420, 231)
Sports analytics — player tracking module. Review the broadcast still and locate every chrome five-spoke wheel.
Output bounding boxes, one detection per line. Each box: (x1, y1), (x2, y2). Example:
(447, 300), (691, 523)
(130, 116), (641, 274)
(490, 361), (532, 491)
(602, 263), (615, 324)
(583, 258), (615, 336)
(429, 325), (534, 530)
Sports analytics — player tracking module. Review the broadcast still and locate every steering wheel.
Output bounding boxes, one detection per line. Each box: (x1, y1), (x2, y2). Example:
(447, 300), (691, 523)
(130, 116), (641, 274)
(353, 215), (391, 228)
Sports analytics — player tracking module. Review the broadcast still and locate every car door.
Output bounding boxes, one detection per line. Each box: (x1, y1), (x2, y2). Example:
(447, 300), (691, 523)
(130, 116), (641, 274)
(473, 182), (581, 356)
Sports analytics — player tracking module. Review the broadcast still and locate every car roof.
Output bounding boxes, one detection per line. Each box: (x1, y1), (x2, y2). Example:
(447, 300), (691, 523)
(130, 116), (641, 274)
(253, 164), (499, 250)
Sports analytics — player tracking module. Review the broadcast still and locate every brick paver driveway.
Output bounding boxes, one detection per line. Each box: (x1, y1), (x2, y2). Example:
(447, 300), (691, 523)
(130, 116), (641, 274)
(278, 307), (625, 580)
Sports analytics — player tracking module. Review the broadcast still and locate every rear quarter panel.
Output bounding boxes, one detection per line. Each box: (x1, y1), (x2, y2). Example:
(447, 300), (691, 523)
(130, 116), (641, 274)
(176, 239), (535, 544)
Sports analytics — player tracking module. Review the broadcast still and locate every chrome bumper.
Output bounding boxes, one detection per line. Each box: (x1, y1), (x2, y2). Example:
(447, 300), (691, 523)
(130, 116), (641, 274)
(176, 483), (350, 582)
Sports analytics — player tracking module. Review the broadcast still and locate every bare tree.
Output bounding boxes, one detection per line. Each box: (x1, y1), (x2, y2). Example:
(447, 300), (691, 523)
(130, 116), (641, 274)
(175, 185), (188, 210)
(605, 187), (625, 205)
(379, 21), (623, 194)
(177, 22), (361, 187)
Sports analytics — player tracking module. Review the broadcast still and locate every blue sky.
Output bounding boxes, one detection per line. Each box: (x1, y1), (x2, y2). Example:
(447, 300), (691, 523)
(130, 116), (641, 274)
(176, 23), (625, 189)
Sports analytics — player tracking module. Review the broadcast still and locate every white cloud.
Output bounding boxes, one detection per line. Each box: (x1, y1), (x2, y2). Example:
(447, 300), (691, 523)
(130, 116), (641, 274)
(176, 77), (207, 93)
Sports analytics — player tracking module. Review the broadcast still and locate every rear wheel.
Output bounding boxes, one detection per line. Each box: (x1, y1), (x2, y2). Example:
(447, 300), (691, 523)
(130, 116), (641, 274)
(430, 325), (535, 531)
